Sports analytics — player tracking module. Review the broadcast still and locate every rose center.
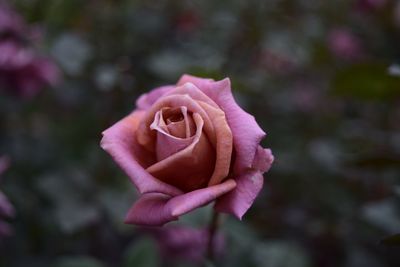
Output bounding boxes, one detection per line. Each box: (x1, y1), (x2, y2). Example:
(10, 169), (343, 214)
(166, 113), (184, 124)
(162, 107), (185, 124)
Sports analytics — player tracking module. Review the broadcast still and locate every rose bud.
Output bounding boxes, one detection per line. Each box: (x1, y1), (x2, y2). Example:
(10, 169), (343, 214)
(101, 75), (274, 226)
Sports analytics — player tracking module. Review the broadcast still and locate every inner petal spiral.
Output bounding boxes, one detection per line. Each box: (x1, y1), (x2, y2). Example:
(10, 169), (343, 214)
(150, 106), (196, 140)
(147, 111), (216, 192)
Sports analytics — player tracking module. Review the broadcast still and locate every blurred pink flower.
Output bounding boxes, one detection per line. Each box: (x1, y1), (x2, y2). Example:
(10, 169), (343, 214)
(292, 82), (322, 113)
(175, 10), (200, 34)
(355, 0), (387, 12)
(101, 74), (274, 226)
(0, 3), (60, 98)
(148, 226), (224, 263)
(0, 156), (14, 239)
(327, 29), (364, 61)
(0, 2), (25, 37)
(257, 49), (296, 75)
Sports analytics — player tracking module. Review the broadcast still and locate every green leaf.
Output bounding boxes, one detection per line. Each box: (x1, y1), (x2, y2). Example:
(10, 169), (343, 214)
(333, 64), (400, 101)
(123, 237), (160, 267)
(253, 241), (311, 267)
(380, 234), (400, 246)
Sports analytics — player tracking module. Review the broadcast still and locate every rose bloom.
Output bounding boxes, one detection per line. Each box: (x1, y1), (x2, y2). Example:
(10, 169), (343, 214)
(101, 75), (274, 226)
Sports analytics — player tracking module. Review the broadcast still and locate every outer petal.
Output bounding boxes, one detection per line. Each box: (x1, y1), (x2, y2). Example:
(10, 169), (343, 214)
(136, 85), (175, 110)
(252, 147), (274, 172)
(215, 147), (274, 219)
(124, 193), (177, 226)
(165, 82), (219, 108)
(177, 75), (266, 175)
(100, 111), (183, 196)
(125, 179), (236, 226)
(198, 101), (233, 187)
(177, 75), (214, 93)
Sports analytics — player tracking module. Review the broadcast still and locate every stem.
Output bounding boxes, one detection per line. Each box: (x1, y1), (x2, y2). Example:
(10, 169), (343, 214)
(206, 210), (221, 264)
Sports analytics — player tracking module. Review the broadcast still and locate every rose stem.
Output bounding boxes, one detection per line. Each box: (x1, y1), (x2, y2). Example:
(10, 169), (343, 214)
(206, 210), (221, 264)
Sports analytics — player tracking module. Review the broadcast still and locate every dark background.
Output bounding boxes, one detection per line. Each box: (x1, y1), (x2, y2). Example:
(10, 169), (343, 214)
(1, 0), (400, 266)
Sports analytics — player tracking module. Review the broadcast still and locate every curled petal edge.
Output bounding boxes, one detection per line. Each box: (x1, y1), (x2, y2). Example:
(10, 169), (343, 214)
(125, 179), (237, 226)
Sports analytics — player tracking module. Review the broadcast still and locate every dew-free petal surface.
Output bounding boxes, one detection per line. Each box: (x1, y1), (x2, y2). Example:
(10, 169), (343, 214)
(125, 179), (236, 226)
(177, 74), (266, 175)
(166, 82), (219, 108)
(150, 108), (195, 161)
(215, 146), (274, 219)
(136, 94), (216, 150)
(136, 85), (174, 110)
(147, 113), (215, 192)
(198, 101), (233, 186)
(101, 111), (183, 196)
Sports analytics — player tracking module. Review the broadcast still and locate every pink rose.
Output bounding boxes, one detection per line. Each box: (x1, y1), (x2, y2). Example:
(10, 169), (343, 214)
(101, 75), (274, 226)
(327, 29), (364, 61)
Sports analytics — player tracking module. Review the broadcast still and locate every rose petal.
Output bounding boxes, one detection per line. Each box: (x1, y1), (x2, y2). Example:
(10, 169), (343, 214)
(166, 82), (219, 108)
(161, 83), (233, 186)
(177, 75), (266, 175)
(252, 147), (274, 172)
(125, 179), (236, 226)
(150, 106), (195, 139)
(124, 193), (176, 226)
(215, 146), (274, 219)
(168, 179), (236, 217)
(136, 94), (217, 152)
(147, 113), (215, 192)
(150, 109), (168, 134)
(177, 75), (214, 92)
(197, 101), (233, 187)
(214, 170), (263, 220)
(167, 116), (195, 138)
(151, 108), (195, 161)
(101, 111), (183, 196)
(136, 85), (175, 110)
(155, 130), (193, 161)
(166, 107), (196, 138)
